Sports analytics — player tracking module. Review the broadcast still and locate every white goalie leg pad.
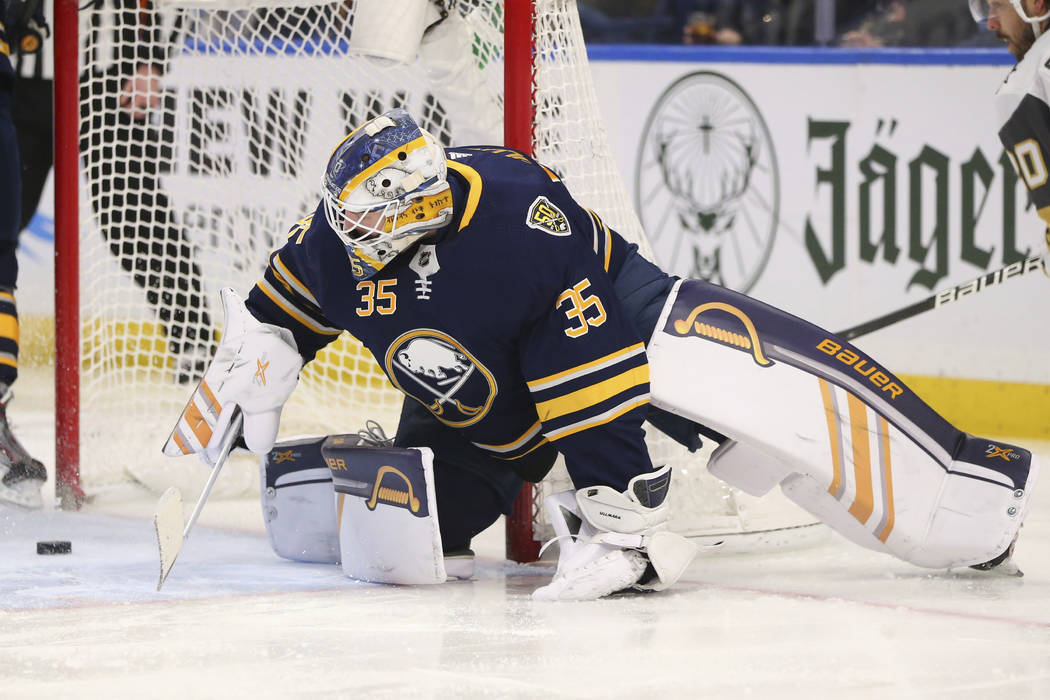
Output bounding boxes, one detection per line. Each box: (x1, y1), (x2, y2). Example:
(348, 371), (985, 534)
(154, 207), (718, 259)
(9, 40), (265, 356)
(323, 437), (446, 585)
(648, 279), (1040, 569)
(533, 466), (698, 601)
(260, 436), (340, 564)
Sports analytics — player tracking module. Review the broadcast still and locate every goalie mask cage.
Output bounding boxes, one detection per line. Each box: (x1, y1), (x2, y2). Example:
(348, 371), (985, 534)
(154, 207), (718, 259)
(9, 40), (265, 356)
(53, 0), (816, 560)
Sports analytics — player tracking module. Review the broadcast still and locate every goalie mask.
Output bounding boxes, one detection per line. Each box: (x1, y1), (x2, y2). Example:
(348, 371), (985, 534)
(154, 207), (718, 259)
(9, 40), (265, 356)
(322, 108), (453, 281)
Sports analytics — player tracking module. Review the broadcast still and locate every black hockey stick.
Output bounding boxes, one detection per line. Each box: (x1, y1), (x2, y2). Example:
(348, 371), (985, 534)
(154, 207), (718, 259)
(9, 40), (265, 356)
(838, 252), (1048, 341)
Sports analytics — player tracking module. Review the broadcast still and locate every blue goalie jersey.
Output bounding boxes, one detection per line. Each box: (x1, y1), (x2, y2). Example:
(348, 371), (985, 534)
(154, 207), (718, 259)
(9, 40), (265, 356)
(247, 147), (658, 488)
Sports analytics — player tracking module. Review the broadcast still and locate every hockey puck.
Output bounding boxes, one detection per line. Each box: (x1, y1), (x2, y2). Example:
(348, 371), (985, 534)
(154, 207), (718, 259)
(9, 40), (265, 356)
(36, 541), (72, 555)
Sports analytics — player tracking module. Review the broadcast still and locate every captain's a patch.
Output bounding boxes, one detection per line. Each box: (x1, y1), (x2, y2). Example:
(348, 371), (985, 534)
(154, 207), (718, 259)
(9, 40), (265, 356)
(526, 196), (571, 236)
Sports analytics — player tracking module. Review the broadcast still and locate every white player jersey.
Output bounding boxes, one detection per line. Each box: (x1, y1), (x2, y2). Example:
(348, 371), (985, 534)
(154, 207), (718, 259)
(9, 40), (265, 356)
(995, 30), (1050, 232)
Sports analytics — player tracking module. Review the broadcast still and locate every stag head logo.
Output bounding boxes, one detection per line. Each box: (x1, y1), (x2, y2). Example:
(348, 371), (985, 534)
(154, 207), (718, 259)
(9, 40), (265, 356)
(636, 72), (780, 293)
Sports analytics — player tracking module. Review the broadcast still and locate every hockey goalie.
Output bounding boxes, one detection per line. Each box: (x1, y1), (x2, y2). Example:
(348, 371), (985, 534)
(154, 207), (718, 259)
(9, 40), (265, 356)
(163, 108), (1039, 600)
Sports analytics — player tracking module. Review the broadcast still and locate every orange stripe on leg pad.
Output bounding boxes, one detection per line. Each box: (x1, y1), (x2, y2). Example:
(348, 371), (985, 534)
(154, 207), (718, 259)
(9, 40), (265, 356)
(876, 416), (896, 543)
(846, 393), (874, 525)
(819, 379), (844, 497)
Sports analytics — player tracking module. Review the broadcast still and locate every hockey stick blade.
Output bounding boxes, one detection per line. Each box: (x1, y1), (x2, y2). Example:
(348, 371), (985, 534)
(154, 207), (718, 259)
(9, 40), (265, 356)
(154, 409), (243, 591)
(838, 252), (1048, 341)
(154, 487), (184, 591)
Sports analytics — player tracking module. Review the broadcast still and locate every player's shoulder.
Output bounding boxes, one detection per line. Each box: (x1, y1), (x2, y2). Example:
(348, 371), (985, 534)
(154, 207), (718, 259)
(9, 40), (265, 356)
(446, 146), (591, 248)
(274, 202), (343, 275)
(445, 146), (566, 195)
(1001, 33), (1050, 98)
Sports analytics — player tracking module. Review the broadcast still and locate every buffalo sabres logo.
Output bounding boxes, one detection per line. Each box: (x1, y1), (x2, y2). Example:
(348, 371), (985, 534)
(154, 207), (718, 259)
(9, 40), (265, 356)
(385, 330), (497, 427)
(526, 196), (571, 236)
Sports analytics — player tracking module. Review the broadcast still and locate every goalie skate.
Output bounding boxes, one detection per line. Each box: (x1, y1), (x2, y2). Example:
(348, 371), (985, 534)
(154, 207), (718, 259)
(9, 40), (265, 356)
(531, 477), (701, 601)
(968, 535), (1023, 577)
(0, 389), (46, 509)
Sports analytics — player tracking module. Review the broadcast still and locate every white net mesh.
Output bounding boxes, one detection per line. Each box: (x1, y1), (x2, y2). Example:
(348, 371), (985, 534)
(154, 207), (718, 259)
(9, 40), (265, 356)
(74, 0), (813, 543)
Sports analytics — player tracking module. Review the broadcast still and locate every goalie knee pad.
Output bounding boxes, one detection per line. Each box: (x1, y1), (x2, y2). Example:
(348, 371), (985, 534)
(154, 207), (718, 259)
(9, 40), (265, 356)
(649, 279), (1040, 569)
(323, 437), (448, 585)
(263, 434), (476, 581)
(260, 436), (340, 564)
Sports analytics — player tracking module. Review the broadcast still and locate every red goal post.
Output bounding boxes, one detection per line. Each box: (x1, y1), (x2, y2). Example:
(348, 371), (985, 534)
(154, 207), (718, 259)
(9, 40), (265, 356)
(53, 0), (817, 560)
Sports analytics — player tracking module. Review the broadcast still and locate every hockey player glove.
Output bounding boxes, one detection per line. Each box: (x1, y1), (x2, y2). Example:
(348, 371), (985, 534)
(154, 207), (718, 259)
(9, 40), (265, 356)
(163, 287), (303, 465)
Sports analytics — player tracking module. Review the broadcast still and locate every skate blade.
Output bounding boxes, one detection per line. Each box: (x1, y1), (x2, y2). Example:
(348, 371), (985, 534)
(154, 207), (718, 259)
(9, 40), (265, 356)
(0, 481), (44, 509)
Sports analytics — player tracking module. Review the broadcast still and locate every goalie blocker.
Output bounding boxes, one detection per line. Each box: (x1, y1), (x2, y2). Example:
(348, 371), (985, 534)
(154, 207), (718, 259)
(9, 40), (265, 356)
(648, 279), (1039, 570)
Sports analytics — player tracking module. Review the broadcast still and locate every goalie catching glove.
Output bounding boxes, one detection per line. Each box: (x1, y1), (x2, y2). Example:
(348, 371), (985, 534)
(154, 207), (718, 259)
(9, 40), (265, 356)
(163, 287), (303, 464)
(533, 465), (699, 601)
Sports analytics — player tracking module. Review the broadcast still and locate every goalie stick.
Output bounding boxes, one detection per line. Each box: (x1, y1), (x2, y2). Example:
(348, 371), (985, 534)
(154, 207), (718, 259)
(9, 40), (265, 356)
(154, 409), (243, 591)
(837, 252), (1048, 341)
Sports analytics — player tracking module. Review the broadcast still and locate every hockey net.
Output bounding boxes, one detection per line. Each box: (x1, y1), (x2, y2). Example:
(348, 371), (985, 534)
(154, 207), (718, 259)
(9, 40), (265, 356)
(63, 0), (816, 557)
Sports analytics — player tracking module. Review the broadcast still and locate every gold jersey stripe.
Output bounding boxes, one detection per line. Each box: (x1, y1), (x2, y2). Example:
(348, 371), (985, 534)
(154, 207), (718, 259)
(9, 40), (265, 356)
(589, 210), (601, 255)
(492, 438), (551, 461)
(600, 218), (612, 272)
(0, 313), (18, 343)
(446, 160), (483, 230)
(534, 365), (649, 422)
(587, 209), (612, 272)
(545, 396), (650, 442)
(0, 291), (14, 304)
(472, 421), (542, 452)
(272, 253), (320, 307)
(256, 280), (341, 336)
(527, 343), (645, 391)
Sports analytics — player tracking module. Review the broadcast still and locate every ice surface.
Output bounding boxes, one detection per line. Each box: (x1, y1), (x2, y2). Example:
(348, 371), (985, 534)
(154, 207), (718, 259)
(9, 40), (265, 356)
(2, 369), (1049, 698)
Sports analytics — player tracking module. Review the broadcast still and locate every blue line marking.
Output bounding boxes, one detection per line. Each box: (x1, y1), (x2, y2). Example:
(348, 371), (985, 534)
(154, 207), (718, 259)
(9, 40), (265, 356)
(585, 45), (1016, 67)
(177, 36), (1015, 67)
